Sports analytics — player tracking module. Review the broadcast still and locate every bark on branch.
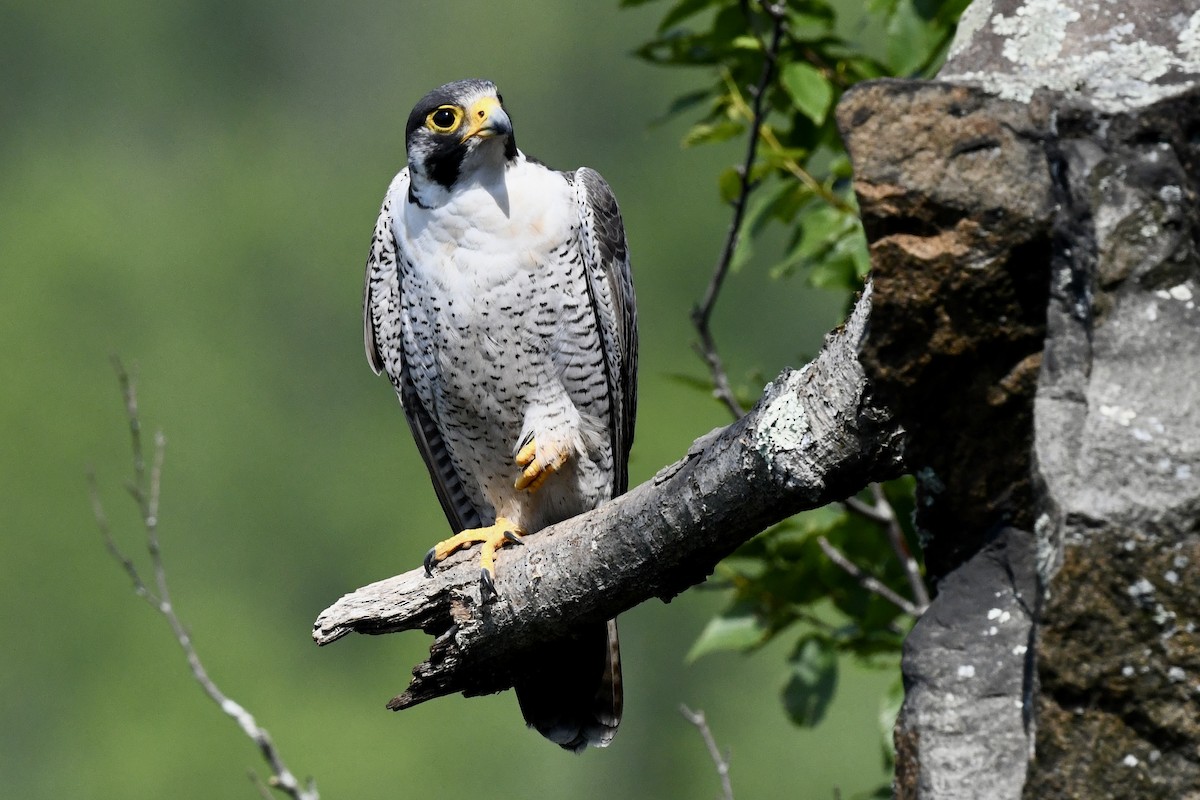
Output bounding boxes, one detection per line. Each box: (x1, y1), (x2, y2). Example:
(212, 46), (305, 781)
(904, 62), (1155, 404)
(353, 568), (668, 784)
(313, 282), (904, 710)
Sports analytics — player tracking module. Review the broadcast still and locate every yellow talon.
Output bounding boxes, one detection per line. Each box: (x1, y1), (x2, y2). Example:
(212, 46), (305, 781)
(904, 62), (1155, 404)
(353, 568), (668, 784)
(423, 517), (526, 600)
(514, 438), (570, 492)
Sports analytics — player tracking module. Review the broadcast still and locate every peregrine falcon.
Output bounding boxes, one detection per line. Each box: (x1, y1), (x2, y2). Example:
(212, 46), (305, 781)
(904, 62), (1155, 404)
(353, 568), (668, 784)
(362, 79), (637, 750)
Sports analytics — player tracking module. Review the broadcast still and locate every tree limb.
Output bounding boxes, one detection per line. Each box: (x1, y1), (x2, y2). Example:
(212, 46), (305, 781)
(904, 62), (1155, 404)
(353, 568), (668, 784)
(314, 283), (904, 711)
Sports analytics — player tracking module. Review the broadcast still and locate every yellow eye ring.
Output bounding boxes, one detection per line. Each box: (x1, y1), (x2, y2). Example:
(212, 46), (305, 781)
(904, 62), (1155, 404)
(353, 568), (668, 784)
(426, 105), (463, 133)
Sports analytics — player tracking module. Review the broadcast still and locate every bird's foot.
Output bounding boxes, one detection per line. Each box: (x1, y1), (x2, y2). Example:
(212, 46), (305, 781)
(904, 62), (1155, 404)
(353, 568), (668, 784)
(514, 438), (570, 492)
(423, 517), (526, 601)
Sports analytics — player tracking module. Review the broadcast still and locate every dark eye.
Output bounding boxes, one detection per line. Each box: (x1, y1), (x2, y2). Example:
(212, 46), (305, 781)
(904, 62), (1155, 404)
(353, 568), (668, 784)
(427, 106), (462, 133)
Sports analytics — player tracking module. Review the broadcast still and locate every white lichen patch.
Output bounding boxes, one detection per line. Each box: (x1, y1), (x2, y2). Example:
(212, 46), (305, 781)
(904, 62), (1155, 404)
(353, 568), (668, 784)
(1013, 644), (1028, 656)
(1153, 603), (1176, 627)
(1123, 754), (1140, 768)
(1160, 185), (1184, 204)
(753, 375), (811, 458)
(1180, 11), (1200, 66)
(1165, 570), (1180, 585)
(1122, 665), (1135, 677)
(1127, 578), (1156, 598)
(992, 0), (1081, 66)
(985, 608), (1013, 624)
(1168, 666), (1187, 682)
(947, 6), (1200, 111)
(1100, 404), (1138, 426)
(1168, 284), (1194, 302)
(948, 0), (994, 61)
(957, 664), (977, 678)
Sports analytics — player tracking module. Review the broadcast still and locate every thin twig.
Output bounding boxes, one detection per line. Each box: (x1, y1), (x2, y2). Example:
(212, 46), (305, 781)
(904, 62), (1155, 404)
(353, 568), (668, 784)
(844, 485), (930, 613)
(817, 536), (920, 618)
(91, 358), (319, 800)
(680, 705), (734, 800)
(869, 483), (930, 611)
(691, 1), (787, 420)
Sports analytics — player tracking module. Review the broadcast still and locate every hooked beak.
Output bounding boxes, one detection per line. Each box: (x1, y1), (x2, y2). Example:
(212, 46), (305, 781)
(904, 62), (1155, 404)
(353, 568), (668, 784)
(461, 96), (512, 141)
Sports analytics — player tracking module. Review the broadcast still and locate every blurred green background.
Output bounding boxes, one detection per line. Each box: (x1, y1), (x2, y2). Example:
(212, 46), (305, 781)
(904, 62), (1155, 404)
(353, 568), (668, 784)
(1, 2), (890, 797)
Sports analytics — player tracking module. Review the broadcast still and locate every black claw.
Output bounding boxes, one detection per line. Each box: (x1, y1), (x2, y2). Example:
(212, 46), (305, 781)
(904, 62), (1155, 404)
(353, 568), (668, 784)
(503, 530), (524, 546)
(480, 568), (499, 602)
(424, 547), (437, 577)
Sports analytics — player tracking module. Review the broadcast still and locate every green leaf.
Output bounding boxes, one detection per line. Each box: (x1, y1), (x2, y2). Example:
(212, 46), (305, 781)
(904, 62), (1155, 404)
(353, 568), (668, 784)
(729, 232), (754, 273)
(729, 34), (761, 51)
(770, 204), (860, 280)
(915, 0), (973, 24)
(716, 165), (742, 203)
(879, 675), (905, 768)
(808, 251), (858, 290)
(650, 88), (716, 126)
(682, 119), (743, 148)
(686, 605), (770, 661)
(782, 635), (839, 726)
(885, 0), (945, 75)
(743, 179), (799, 237)
(787, 8), (836, 42)
(657, 0), (720, 33)
(780, 61), (833, 125)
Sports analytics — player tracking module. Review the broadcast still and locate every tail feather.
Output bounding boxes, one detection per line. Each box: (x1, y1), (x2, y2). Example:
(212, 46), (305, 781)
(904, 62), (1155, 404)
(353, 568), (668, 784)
(514, 619), (622, 751)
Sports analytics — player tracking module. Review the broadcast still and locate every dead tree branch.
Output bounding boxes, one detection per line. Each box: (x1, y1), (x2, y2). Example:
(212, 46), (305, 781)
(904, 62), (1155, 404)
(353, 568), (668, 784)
(314, 283), (904, 710)
(91, 358), (318, 800)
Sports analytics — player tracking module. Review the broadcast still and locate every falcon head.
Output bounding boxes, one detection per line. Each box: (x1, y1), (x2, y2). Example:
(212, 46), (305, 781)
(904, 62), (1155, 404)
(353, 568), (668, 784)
(404, 79), (517, 196)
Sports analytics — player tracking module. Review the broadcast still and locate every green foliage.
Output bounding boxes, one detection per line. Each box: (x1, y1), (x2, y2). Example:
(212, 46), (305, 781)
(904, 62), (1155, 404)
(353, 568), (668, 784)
(697, 478), (920, 665)
(628, 0), (961, 300)
(783, 634), (838, 726)
(690, 476), (924, 786)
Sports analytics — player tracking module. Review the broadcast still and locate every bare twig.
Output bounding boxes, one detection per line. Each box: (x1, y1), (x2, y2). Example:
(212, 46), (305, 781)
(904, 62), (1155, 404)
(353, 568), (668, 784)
(869, 483), (930, 611)
(91, 358), (319, 800)
(844, 484), (929, 614)
(817, 536), (920, 618)
(691, 1), (787, 420)
(680, 705), (734, 800)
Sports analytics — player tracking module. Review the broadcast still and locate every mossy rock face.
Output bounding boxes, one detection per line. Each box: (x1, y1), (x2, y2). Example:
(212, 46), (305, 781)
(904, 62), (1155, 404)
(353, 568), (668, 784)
(840, 8), (1200, 795)
(839, 80), (1053, 584)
